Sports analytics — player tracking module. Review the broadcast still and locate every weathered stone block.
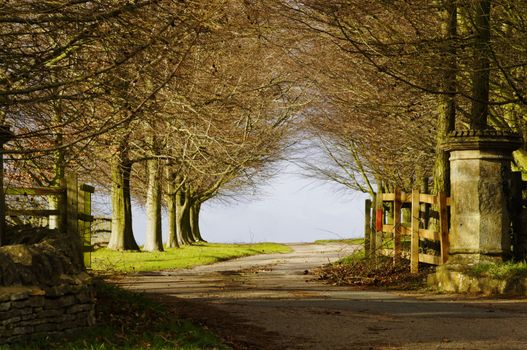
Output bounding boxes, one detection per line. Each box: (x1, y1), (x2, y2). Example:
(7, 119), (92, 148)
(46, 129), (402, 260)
(9, 292), (28, 302)
(1, 317), (21, 327)
(75, 288), (95, 304)
(22, 312), (37, 321)
(33, 323), (58, 333)
(0, 302), (10, 312)
(42, 308), (66, 319)
(11, 326), (33, 336)
(0, 307), (31, 322)
(87, 309), (96, 326)
(12, 297), (44, 309)
(44, 294), (75, 309)
(67, 304), (93, 314)
(44, 286), (67, 298)
(428, 265), (527, 295)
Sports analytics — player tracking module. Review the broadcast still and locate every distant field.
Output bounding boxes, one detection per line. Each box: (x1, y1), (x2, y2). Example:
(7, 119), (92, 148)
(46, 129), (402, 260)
(315, 238), (364, 245)
(91, 242), (292, 273)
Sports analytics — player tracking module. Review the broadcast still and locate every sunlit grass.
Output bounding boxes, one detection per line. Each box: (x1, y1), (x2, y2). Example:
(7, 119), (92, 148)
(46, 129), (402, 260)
(315, 238), (365, 245)
(337, 249), (366, 265)
(91, 242), (292, 273)
(467, 261), (527, 279)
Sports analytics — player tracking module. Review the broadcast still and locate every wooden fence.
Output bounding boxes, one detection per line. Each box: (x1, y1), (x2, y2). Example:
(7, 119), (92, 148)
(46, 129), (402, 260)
(4, 174), (94, 268)
(366, 189), (450, 273)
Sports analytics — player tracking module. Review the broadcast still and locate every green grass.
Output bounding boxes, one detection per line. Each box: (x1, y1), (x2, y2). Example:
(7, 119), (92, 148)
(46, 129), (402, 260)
(91, 242), (292, 273)
(467, 261), (527, 279)
(337, 249), (366, 265)
(315, 238), (365, 245)
(1, 282), (229, 350)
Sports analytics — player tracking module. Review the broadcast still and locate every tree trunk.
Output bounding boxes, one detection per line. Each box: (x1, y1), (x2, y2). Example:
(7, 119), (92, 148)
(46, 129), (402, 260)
(189, 201), (205, 242)
(175, 187), (192, 245)
(48, 147), (65, 230)
(433, 0), (457, 195)
(470, 0), (491, 130)
(165, 166), (179, 248)
(49, 109), (65, 230)
(108, 147), (139, 251)
(144, 157), (164, 252)
(166, 191), (179, 248)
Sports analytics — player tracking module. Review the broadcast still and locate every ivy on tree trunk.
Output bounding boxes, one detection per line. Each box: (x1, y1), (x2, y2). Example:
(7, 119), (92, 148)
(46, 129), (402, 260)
(433, 0), (457, 195)
(470, 0), (491, 130)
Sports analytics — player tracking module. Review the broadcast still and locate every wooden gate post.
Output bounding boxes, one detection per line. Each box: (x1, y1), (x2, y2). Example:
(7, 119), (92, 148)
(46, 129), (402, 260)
(410, 189), (420, 273)
(438, 192), (449, 264)
(393, 189), (402, 264)
(420, 177), (430, 229)
(79, 184), (94, 268)
(364, 199), (372, 257)
(65, 173), (78, 237)
(374, 191), (384, 256)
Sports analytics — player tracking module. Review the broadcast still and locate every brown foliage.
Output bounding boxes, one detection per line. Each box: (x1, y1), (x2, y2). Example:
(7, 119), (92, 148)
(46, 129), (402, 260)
(315, 255), (432, 290)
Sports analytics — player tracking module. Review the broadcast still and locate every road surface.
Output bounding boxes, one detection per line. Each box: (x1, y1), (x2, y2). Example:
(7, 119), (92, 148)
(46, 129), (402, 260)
(115, 243), (527, 350)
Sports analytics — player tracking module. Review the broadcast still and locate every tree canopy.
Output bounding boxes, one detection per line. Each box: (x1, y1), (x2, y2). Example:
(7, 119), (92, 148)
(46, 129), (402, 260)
(3, 0), (527, 249)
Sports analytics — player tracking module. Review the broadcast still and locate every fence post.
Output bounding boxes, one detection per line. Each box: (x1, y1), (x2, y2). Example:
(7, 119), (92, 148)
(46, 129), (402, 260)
(374, 191), (383, 255)
(58, 183), (67, 234)
(79, 184), (94, 268)
(0, 125), (13, 246)
(438, 192), (449, 264)
(393, 188), (402, 264)
(364, 198), (372, 258)
(78, 187), (85, 245)
(420, 177), (430, 228)
(410, 189), (420, 273)
(65, 173), (78, 237)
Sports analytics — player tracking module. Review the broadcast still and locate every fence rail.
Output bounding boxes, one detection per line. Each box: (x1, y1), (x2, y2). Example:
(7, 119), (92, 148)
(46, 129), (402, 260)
(367, 189), (450, 273)
(4, 174), (94, 268)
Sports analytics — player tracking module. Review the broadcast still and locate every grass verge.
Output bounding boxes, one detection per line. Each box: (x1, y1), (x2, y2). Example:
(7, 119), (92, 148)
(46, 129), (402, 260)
(1, 281), (229, 350)
(92, 242), (292, 273)
(466, 261), (527, 279)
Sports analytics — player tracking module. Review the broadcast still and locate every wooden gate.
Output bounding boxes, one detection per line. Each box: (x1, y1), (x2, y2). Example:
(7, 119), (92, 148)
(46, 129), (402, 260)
(367, 189), (450, 273)
(4, 174), (94, 268)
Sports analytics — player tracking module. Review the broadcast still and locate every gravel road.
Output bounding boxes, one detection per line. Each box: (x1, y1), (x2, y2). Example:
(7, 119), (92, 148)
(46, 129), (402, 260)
(115, 243), (527, 350)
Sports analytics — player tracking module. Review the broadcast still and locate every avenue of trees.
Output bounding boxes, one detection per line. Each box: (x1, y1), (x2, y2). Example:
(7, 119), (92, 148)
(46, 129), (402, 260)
(2, 0), (527, 250)
(279, 0), (527, 196)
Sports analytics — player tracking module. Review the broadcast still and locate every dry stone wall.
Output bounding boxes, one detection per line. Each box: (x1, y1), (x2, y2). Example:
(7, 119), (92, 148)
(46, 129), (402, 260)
(0, 230), (95, 344)
(0, 281), (95, 344)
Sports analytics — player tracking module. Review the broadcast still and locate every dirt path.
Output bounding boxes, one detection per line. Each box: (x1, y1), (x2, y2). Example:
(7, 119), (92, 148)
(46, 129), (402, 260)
(115, 243), (527, 350)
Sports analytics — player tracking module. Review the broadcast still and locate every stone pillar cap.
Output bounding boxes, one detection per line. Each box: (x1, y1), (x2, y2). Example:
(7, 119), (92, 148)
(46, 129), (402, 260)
(442, 129), (523, 152)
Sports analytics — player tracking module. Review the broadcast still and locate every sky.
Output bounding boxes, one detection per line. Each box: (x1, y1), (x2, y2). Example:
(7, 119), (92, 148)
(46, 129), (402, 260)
(127, 163), (368, 245)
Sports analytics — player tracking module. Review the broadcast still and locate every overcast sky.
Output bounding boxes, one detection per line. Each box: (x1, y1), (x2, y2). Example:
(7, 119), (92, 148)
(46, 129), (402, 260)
(127, 163), (368, 245)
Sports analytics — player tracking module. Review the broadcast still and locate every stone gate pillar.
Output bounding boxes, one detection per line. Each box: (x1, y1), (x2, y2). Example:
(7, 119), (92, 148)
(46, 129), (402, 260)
(443, 130), (522, 264)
